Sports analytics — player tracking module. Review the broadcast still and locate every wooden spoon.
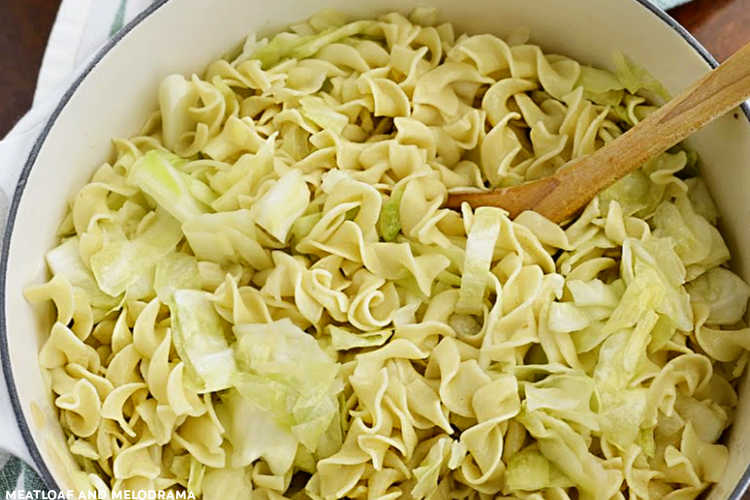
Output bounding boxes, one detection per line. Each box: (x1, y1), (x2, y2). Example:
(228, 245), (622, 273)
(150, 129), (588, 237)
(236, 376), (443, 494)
(444, 41), (750, 223)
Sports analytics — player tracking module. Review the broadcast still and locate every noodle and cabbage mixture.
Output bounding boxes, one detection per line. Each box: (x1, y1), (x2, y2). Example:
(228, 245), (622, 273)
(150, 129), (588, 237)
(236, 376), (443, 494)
(26, 9), (750, 500)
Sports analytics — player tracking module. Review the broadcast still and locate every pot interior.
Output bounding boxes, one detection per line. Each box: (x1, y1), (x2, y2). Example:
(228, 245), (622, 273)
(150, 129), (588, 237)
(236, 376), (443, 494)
(4, 0), (750, 496)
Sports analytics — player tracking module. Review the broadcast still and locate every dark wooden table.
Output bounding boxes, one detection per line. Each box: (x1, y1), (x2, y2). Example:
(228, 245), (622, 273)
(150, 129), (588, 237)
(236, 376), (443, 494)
(1, 0), (750, 138)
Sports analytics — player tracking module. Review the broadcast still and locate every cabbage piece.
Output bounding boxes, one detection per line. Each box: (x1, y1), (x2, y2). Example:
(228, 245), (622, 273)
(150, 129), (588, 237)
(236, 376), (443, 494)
(377, 185), (404, 242)
(566, 279), (623, 309)
(217, 388), (298, 475)
(202, 467), (253, 500)
(599, 170), (654, 217)
(252, 170), (310, 242)
(685, 177), (719, 225)
(456, 207), (502, 314)
(599, 150), (686, 217)
(182, 209), (272, 269)
(578, 66), (623, 94)
(595, 331), (632, 390)
(604, 268), (665, 333)
(652, 195), (730, 278)
(612, 51), (670, 102)
(606, 238), (692, 334)
(647, 314), (676, 353)
(593, 320), (653, 451)
(129, 150), (211, 222)
(518, 411), (623, 498)
(576, 66), (625, 106)
(328, 325), (392, 350)
(210, 139), (275, 212)
(674, 394), (728, 444)
(547, 302), (591, 333)
(636, 237), (686, 288)
(251, 20), (372, 69)
(571, 322), (611, 354)
(636, 245), (693, 331)
(506, 446), (574, 491)
(300, 96), (349, 135)
(524, 374), (598, 430)
(90, 209), (183, 297)
(154, 252), (201, 302)
(595, 315), (662, 432)
(448, 313), (482, 338)
(46, 237), (121, 314)
(597, 388), (648, 451)
(291, 212), (323, 247)
(687, 267), (750, 325)
(169, 289), (235, 392)
(233, 319), (341, 453)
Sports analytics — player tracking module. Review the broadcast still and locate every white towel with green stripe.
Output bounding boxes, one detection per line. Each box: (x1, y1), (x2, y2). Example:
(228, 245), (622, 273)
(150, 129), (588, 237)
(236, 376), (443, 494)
(0, 2), (159, 494)
(0, 0), (693, 494)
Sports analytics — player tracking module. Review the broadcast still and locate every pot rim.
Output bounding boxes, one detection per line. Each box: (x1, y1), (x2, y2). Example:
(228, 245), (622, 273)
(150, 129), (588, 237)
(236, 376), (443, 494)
(2, 0), (747, 494)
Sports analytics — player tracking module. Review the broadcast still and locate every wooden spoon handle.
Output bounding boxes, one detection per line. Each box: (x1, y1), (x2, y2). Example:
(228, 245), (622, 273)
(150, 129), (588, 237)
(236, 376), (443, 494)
(447, 41), (750, 223)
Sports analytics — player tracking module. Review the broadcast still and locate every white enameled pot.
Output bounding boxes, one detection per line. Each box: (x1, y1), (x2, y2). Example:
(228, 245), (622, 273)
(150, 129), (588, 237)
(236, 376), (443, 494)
(2, 0), (750, 497)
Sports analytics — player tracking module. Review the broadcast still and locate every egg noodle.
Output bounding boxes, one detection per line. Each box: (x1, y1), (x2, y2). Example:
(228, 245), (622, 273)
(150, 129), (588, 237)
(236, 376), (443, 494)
(25, 8), (750, 500)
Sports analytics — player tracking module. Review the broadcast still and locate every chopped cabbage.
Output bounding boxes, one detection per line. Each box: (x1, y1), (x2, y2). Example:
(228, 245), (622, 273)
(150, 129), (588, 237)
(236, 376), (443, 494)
(506, 446), (574, 491)
(169, 289), (235, 392)
(652, 195), (730, 277)
(182, 209), (272, 269)
(612, 51), (670, 101)
(456, 207), (502, 314)
(217, 388), (298, 475)
(251, 20), (373, 69)
(201, 467), (253, 500)
(252, 170), (310, 242)
(129, 150), (210, 222)
(377, 185), (404, 242)
(45, 238), (121, 314)
(154, 252), (201, 301)
(577, 65), (625, 106)
(547, 302), (591, 333)
(687, 267), (750, 325)
(606, 237), (692, 334)
(686, 177), (719, 224)
(233, 319), (341, 453)
(90, 208), (183, 297)
(300, 96), (349, 135)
